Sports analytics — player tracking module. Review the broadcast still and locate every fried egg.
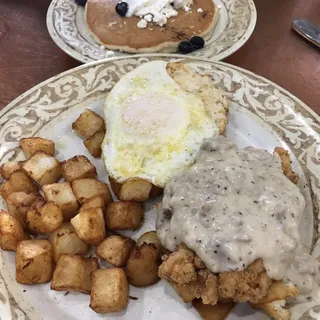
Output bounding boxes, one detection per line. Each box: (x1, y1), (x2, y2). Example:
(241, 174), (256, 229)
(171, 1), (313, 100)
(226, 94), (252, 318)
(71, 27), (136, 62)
(102, 61), (226, 187)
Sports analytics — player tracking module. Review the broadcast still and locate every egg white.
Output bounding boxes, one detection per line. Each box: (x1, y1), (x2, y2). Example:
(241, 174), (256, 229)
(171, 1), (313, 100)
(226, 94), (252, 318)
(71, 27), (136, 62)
(102, 61), (219, 187)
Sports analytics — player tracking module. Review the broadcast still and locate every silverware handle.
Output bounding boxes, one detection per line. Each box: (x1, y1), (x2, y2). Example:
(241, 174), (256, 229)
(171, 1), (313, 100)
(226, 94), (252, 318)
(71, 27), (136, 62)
(292, 19), (320, 48)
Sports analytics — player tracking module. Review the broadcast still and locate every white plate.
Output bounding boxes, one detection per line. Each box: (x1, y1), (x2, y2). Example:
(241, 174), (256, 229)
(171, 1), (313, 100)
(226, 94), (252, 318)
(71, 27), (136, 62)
(0, 55), (319, 320)
(46, 0), (257, 63)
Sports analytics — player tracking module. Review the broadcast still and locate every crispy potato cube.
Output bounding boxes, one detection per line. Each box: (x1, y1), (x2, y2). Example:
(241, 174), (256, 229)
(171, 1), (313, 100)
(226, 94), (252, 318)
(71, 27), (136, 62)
(26, 201), (63, 235)
(43, 182), (79, 221)
(2, 171), (38, 200)
(0, 161), (23, 180)
(172, 282), (197, 303)
(253, 300), (290, 320)
(81, 195), (105, 211)
(72, 109), (105, 139)
(84, 129), (105, 158)
(6, 192), (44, 228)
(0, 210), (29, 251)
(192, 299), (235, 320)
(149, 185), (163, 198)
(137, 231), (162, 250)
(119, 178), (152, 202)
(90, 268), (129, 313)
(22, 152), (61, 186)
(9, 171), (38, 192)
(125, 243), (161, 287)
(105, 202), (143, 230)
(109, 177), (122, 198)
(71, 208), (105, 245)
(20, 137), (55, 159)
(0, 181), (14, 200)
(49, 222), (89, 262)
(51, 254), (99, 293)
(61, 155), (96, 182)
(16, 239), (53, 284)
(71, 178), (112, 205)
(254, 281), (298, 304)
(96, 235), (135, 267)
(0, 171), (38, 202)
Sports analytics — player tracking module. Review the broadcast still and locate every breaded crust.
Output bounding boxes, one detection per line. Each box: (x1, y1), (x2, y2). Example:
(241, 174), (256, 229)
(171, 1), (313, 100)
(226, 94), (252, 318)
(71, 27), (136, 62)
(274, 147), (299, 184)
(159, 246), (272, 305)
(166, 62), (229, 134)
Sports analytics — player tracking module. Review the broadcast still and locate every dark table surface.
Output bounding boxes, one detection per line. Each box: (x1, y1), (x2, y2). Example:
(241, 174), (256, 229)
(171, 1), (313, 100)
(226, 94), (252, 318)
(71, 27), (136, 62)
(0, 0), (319, 114)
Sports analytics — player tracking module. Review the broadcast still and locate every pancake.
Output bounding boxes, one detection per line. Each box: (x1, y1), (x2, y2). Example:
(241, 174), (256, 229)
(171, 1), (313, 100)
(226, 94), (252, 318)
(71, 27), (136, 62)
(85, 0), (219, 53)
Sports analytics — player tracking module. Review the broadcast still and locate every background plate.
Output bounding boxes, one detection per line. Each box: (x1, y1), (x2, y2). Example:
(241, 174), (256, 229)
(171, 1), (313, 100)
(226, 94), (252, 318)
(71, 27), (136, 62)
(46, 0), (257, 63)
(0, 55), (319, 320)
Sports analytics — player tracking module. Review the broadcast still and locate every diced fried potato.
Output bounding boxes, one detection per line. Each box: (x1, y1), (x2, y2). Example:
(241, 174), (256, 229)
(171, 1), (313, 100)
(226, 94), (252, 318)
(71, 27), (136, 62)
(22, 152), (61, 186)
(49, 222), (89, 262)
(71, 208), (105, 245)
(16, 239), (53, 284)
(26, 201), (63, 235)
(0, 161), (23, 180)
(6, 192), (44, 228)
(253, 300), (290, 320)
(149, 185), (163, 198)
(43, 182), (79, 221)
(192, 299), (235, 320)
(90, 268), (129, 313)
(71, 178), (112, 205)
(110, 178), (162, 200)
(105, 202), (143, 230)
(0, 181), (14, 200)
(136, 231), (161, 249)
(72, 109), (105, 139)
(61, 155), (97, 182)
(51, 254), (99, 294)
(109, 177), (122, 198)
(0, 210), (29, 251)
(254, 281), (298, 304)
(171, 282), (197, 303)
(20, 137), (55, 159)
(81, 195), (105, 211)
(84, 130), (105, 158)
(119, 178), (152, 202)
(1, 171), (38, 200)
(96, 235), (135, 267)
(125, 243), (161, 287)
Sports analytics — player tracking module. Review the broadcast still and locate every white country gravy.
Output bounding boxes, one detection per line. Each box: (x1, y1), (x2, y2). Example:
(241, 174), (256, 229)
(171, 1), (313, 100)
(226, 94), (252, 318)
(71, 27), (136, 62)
(157, 136), (320, 301)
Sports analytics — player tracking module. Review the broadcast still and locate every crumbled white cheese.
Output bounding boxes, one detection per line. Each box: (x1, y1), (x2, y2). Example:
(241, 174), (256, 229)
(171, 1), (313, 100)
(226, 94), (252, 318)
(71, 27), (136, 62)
(197, 7), (203, 13)
(162, 7), (178, 18)
(124, 0), (193, 27)
(183, 5), (191, 11)
(217, 4), (222, 9)
(144, 14), (153, 22)
(137, 19), (148, 28)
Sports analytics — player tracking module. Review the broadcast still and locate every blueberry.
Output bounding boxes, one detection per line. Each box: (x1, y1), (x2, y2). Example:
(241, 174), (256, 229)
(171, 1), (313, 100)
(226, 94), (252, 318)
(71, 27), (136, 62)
(75, 0), (87, 6)
(116, 2), (129, 17)
(178, 41), (194, 54)
(190, 36), (205, 49)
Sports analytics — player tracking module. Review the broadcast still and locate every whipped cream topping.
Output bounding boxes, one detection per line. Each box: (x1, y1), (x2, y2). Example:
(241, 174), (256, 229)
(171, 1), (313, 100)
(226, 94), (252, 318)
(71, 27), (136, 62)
(124, 0), (193, 27)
